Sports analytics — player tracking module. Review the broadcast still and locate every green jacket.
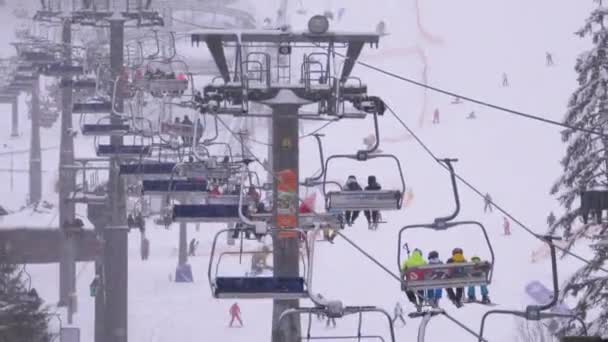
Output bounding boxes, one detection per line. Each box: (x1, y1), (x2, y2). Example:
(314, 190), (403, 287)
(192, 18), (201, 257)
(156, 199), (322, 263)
(401, 250), (427, 272)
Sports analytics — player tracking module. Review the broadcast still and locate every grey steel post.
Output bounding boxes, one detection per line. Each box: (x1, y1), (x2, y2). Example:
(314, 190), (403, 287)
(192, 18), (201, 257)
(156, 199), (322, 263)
(178, 222), (188, 266)
(271, 103), (301, 342)
(11, 97), (18, 137)
(30, 75), (42, 204)
(58, 19), (77, 325)
(104, 17), (129, 342)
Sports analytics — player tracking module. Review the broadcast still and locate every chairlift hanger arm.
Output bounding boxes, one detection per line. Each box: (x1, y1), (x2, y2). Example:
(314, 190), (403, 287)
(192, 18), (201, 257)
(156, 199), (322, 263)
(304, 134), (325, 184)
(434, 158), (460, 224)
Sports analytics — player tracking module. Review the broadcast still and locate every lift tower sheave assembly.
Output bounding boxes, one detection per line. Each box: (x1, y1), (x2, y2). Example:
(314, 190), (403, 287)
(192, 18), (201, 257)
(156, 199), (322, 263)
(191, 16), (379, 342)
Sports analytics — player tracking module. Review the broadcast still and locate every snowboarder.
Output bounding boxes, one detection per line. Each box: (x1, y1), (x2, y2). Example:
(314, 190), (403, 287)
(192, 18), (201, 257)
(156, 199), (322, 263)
(546, 52), (554, 66)
(364, 176), (382, 230)
(432, 108), (440, 124)
(188, 238), (199, 256)
(426, 251), (443, 308)
(547, 212), (556, 228)
(501, 73), (509, 87)
(503, 216), (511, 235)
(483, 193), (493, 213)
(229, 302), (243, 327)
(392, 302), (406, 326)
(344, 176), (362, 226)
(400, 248), (427, 310)
(466, 256), (491, 304)
(466, 111), (477, 120)
(446, 248), (467, 308)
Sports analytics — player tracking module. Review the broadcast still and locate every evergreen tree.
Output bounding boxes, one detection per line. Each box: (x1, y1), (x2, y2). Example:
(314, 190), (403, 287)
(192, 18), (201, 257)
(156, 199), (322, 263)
(0, 255), (50, 342)
(549, 5), (608, 337)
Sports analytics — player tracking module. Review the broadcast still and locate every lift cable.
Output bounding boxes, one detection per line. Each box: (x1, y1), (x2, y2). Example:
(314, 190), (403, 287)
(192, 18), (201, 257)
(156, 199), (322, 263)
(384, 103), (608, 274)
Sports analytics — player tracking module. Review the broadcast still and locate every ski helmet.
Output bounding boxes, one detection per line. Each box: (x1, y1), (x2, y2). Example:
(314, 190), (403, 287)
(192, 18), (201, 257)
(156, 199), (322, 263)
(428, 251), (439, 260)
(452, 247), (463, 255)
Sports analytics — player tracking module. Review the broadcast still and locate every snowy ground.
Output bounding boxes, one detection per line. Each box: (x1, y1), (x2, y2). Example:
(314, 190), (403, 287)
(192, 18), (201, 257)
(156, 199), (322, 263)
(0, 0), (601, 341)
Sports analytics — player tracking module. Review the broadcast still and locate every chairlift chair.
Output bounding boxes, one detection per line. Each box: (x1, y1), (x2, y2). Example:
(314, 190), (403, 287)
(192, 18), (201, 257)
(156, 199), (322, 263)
(96, 144), (151, 158)
(396, 160), (495, 293)
(73, 97), (113, 114)
(208, 227), (309, 299)
(82, 124), (131, 136)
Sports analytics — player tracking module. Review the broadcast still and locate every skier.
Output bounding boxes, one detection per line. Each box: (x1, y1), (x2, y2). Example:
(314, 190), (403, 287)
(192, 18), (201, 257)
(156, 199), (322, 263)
(501, 73), (509, 87)
(181, 115), (193, 145)
(547, 212), (556, 228)
(141, 237), (150, 261)
(400, 248), (427, 311)
(466, 256), (491, 304)
(364, 176), (382, 230)
(247, 185), (261, 206)
(446, 248), (467, 308)
(483, 193), (493, 213)
(546, 52), (554, 66)
(229, 302), (243, 327)
(503, 216), (511, 235)
(426, 251), (443, 308)
(392, 302), (406, 326)
(343, 176), (362, 226)
(375, 20), (387, 36)
(188, 238), (199, 256)
(432, 108), (440, 124)
(466, 111), (477, 120)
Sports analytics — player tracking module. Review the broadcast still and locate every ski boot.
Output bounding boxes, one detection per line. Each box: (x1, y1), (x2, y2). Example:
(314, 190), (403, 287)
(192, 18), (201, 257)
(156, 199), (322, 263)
(481, 296), (491, 304)
(451, 299), (463, 308)
(465, 296), (476, 303)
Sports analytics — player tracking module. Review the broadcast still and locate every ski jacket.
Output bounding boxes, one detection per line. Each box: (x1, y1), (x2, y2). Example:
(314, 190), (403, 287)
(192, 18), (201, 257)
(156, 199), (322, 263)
(447, 253), (466, 263)
(345, 180), (362, 191)
(230, 304), (240, 316)
(401, 250), (427, 271)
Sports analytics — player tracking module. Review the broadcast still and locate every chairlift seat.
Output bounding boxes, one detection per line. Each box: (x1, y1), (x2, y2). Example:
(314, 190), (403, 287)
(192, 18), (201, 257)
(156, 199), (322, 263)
(82, 124), (130, 136)
(160, 122), (195, 138)
(65, 191), (107, 204)
(172, 204), (248, 223)
(73, 101), (112, 114)
(119, 162), (176, 176)
(214, 276), (307, 299)
(403, 262), (492, 291)
(142, 180), (208, 195)
(206, 195), (243, 206)
(178, 163), (234, 180)
(147, 79), (188, 93)
(96, 145), (151, 157)
(326, 190), (402, 211)
(39, 63), (84, 77)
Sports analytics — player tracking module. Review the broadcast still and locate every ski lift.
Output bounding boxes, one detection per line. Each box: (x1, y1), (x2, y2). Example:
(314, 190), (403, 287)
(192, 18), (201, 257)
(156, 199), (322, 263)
(478, 235), (588, 342)
(119, 162), (177, 179)
(396, 160), (494, 295)
(63, 158), (110, 204)
(82, 124), (131, 136)
(141, 179), (209, 196)
(208, 227), (309, 299)
(73, 97), (112, 114)
(322, 111), (405, 211)
(96, 144), (151, 158)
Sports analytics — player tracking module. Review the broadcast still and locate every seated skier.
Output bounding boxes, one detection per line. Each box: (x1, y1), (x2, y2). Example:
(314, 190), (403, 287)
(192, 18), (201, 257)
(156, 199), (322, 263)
(401, 248), (427, 311)
(466, 256), (491, 304)
(426, 251), (443, 308)
(364, 176), (382, 230)
(446, 247), (467, 308)
(343, 175), (362, 226)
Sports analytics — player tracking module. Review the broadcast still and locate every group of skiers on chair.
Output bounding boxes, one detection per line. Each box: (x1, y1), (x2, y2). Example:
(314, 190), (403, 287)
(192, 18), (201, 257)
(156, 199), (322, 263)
(343, 175), (383, 230)
(401, 248), (491, 310)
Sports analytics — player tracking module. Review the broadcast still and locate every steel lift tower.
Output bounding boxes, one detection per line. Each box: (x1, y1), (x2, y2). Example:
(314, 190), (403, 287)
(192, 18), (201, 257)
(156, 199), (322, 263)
(191, 15), (379, 341)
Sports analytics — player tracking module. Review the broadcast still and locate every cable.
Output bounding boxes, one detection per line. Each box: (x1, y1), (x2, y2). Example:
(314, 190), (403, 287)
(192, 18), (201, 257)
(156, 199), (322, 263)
(216, 114), (482, 335)
(299, 119), (338, 139)
(384, 103), (608, 274)
(328, 50), (608, 139)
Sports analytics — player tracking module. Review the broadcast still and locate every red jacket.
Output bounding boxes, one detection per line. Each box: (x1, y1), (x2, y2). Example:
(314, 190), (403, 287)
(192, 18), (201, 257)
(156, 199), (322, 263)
(230, 304), (240, 316)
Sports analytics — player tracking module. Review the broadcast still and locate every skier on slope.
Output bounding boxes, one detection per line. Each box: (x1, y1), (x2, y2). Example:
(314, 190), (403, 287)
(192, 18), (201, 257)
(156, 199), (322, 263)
(466, 256), (491, 304)
(229, 302), (243, 327)
(364, 176), (382, 230)
(547, 212), (556, 228)
(546, 52), (554, 66)
(501, 73), (509, 87)
(432, 108), (440, 124)
(141, 237), (150, 261)
(446, 248), (467, 308)
(392, 302), (406, 326)
(503, 216), (511, 235)
(401, 248), (427, 311)
(188, 238), (199, 256)
(466, 111), (477, 120)
(344, 176), (362, 226)
(426, 251), (443, 308)
(483, 193), (493, 213)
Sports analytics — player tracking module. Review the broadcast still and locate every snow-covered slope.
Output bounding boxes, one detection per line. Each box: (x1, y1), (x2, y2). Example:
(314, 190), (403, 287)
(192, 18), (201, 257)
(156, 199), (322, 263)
(0, 0), (601, 341)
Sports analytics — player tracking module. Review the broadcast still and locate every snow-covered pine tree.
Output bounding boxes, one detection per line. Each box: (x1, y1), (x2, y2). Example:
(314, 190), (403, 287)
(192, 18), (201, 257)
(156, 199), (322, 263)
(0, 254), (50, 342)
(549, 4), (608, 337)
